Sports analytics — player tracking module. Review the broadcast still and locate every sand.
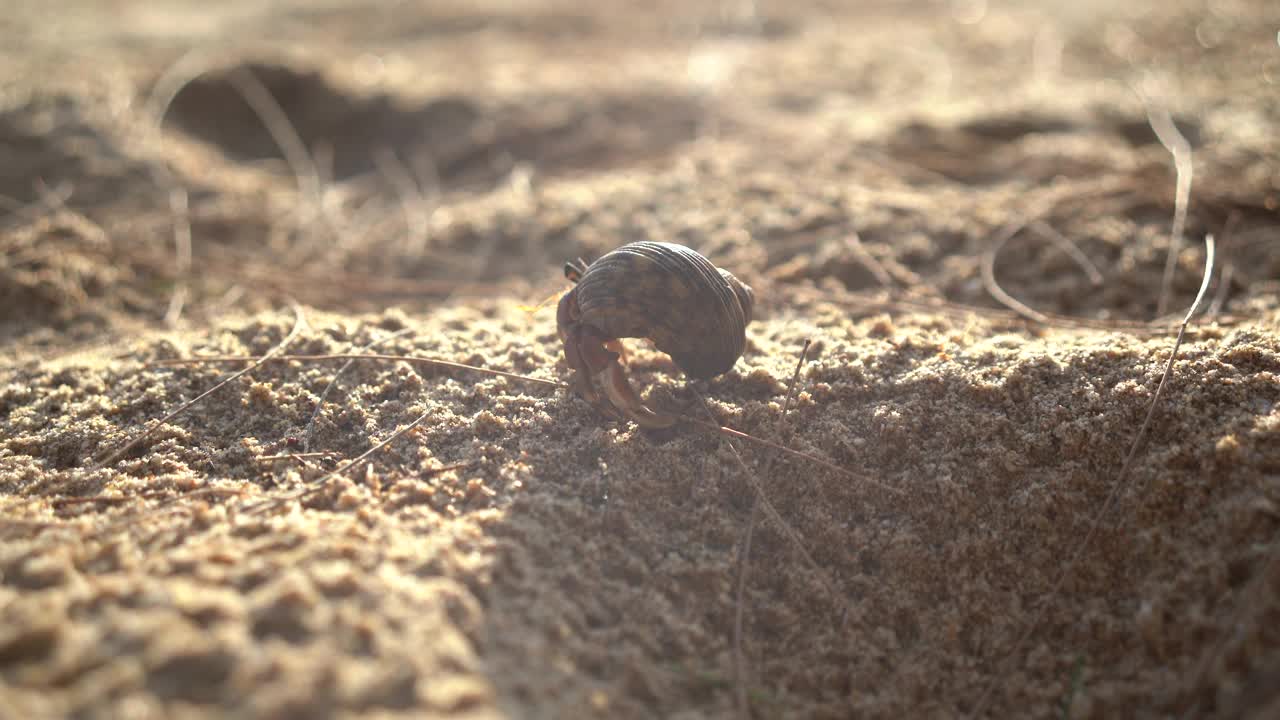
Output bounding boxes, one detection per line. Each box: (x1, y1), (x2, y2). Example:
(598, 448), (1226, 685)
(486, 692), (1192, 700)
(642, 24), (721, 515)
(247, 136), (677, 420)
(2, 1), (1279, 718)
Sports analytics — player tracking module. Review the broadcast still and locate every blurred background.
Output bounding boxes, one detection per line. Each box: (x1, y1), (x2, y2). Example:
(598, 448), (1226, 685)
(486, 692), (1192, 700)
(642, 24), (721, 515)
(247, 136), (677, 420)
(3, 0), (1277, 346)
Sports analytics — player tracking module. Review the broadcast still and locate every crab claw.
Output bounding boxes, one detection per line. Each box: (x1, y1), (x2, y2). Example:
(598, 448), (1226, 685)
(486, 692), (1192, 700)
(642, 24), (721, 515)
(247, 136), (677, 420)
(594, 360), (677, 429)
(559, 291), (676, 427)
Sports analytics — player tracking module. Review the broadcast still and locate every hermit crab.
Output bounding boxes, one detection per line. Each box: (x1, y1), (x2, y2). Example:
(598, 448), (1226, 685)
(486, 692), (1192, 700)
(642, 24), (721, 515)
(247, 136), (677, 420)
(556, 241), (755, 427)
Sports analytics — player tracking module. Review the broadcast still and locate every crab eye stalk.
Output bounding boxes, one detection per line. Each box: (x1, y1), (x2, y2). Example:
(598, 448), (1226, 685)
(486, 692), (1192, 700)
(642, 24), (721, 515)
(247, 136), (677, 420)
(563, 258), (589, 283)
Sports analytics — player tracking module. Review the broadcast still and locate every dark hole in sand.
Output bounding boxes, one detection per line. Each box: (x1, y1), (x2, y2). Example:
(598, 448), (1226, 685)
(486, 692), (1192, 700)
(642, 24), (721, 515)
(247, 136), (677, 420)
(164, 62), (709, 190)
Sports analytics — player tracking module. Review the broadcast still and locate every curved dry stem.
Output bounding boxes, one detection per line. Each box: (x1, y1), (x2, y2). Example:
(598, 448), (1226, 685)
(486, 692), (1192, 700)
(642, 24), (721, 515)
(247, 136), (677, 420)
(222, 66), (324, 207)
(1145, 102), (1194, 318)
(980, 218), (1051, 324)
(143, 51), (347, 323)
(975, 176), (1198, 331)
(1030, 220), (1103, 286)
(144, 49), (226, 328)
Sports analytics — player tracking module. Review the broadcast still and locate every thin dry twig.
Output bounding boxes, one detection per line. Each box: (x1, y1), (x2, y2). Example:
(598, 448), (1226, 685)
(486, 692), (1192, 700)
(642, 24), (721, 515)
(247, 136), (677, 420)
(240, 407), (437, 515)
(733, 339), (812, 720)
(1029, 220), (1103, 285)
(1207, 211), (1239, 318)
(52, 486), (248, 510)
(845, 230), (896, 287)
(967, 234), (1215, 718)
(255, 452), (337, 463)
(687, 418), (904, 497)
(161, 185), (192, 326)
(692, 393), (845, 610)
(691, 357), (861, 662)
(149, 353), (567, 390)
(93, 303), (308, 469)
(419, 460), (480, 478)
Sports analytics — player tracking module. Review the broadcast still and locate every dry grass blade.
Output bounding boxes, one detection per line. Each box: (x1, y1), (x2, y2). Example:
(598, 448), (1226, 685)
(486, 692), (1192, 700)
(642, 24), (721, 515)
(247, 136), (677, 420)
(50, 487), (246, 509)
(224, 66), (324, 207)
(733, 339), (812, 720)
(967, 234), (1215, 718)
(691, 392), (846, 615)
(977, 177), (1162, 329)
(144, 51), (222, 328)
(1145, 103), (1193, 318)
(144, 53), (342, 326)
(92, 303), (309, 469)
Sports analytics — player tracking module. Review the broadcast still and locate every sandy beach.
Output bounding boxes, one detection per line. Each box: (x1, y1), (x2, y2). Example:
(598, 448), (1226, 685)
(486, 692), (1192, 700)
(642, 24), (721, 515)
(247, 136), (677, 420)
(2, 1), (1279, 717)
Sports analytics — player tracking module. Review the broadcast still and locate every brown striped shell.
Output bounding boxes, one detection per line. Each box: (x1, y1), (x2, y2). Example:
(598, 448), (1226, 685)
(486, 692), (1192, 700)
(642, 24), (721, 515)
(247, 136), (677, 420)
(570, 241), (754, 379)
